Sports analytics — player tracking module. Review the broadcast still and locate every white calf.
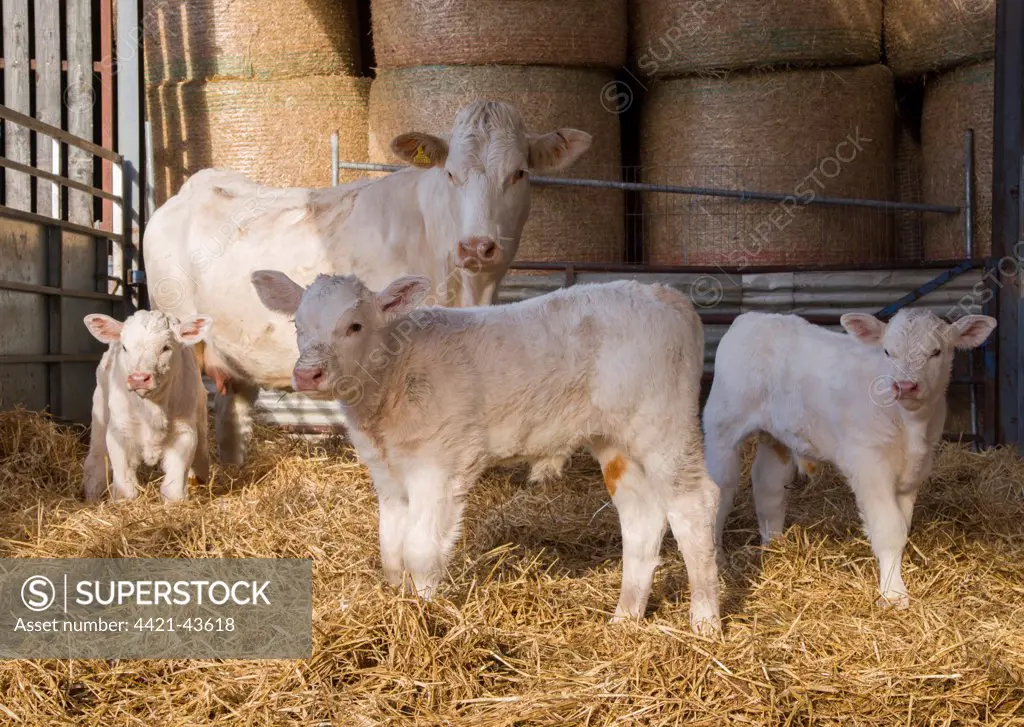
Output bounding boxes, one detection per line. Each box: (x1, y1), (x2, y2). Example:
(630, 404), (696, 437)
(704, 309), (997, 607)
(82, 311), (213, 502)
(251, 271), (722, 634)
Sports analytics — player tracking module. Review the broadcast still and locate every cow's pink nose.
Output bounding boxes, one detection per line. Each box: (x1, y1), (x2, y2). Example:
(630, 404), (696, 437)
(892, 380), (920, 399)
(293, 367), (324, 391)
(127, 372), (153, 390)
(457, 237), (499, 263)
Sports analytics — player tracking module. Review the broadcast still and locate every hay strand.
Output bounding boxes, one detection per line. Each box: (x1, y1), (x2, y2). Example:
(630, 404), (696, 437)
(142, 0), (362, 83)
(884, 0), (996, 79)
(371, 0), (627, 69)
(630, 0), (882, 75)
(1, 407), (1023, 724)
(368, 66), (625, 264)
(640, 65), (895, 266)
(147, 75), (370, 205)
(921, 60), (993, 260)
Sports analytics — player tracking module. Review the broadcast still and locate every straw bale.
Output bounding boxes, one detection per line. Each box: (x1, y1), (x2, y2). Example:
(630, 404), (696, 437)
(884, 0), (996, 79)
(640, 65), (895, 266)
(369, 66), (625, 264)
(921, 61), (994, 260)
(894, 121), (924, 260)
(147, 75), (370, 206)
(142, 0), (361, 83)
(371, 0), (627, 69)
(631, 0), (882, 76)
(1, 406), (1023, 724)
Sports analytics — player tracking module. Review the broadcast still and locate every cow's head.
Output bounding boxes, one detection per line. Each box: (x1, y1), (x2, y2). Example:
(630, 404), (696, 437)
(390, 101), (591, 302)
(85, 310), (212, 398)
(252, 270), (430, 403)
(842, 309), (996, 412)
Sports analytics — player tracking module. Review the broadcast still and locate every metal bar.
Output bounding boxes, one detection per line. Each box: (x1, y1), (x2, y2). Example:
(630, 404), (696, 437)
(0, 205), (124, 241)
(0, 109), (121, 165)
(121, 160), (137, 313)
(963, 130), (979, 448)
(992, 0), (1024, 449)
(144, 121), (157, 219)
(984, 260), (1000, 449)
(873, 261), (977, 320)
(0, 156), (123, 202)
(507, 259), (989, 276)
(0, 354), (104, 365)
(335, 161), (962, 215)
(45, 226), (63, 418)
(100, 0), (115, 231)
(0, 279), (127, 303)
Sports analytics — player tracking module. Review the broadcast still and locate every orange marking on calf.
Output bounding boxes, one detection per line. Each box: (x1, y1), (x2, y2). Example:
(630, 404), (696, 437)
(759, 433), (791, 463)
(603, 455), (627, 497)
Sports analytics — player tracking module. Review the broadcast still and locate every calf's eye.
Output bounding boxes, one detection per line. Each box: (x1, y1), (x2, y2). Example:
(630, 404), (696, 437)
(883, 348), (891, 358)
(347, 323), (363, 335)
(511, 169), (527, 184)
(929, 348), (941, 358)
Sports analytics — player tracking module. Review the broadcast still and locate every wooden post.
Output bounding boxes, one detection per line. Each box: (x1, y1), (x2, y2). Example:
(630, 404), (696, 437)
(66, 0), (95, 226)
(3, 0), (32, 212)
(35, 0), (62, 218)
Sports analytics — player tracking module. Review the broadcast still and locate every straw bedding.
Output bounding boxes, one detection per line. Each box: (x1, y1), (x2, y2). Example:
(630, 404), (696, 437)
(147, 75), (370, 205)
(1, 407), (1023, 725)
(369, 66), (625, 264)
(640, 65), (895, 266)
(371, 0), (627, 69)
(630, 0), (882, 76)
(142, 0), (361, 83)
(921, 61), (994, 260)
(884, 0), (996, 79)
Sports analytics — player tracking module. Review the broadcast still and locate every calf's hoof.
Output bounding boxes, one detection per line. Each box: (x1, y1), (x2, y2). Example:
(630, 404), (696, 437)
(876, 592), (910, 610)
(690, 602), (722, 637)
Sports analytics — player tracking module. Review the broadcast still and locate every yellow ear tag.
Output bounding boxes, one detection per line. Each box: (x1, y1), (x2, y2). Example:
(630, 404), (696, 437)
(412, 145), (431, 166)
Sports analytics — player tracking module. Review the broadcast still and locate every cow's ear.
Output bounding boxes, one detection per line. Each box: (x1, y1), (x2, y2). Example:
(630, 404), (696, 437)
(375, 276), (431, 317)
(252, 270), (304, 315)
(841, 313), (887, 345)
(952, 315), (997, 349)
(528, 129), (592, 172)
(174, 314), (213, 346)
(84, 314), (123, 344)
(391, 133), (449, 168)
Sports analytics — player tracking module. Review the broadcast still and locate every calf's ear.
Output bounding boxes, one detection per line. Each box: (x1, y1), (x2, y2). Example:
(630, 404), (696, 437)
(175, 314), (213, 346)
(952, 315), (997, 349)
(840, 313), (886, 345)
(252, 270), (304, 315)
(528, 129), (592, 173)
(391, 132), (449, 168)
(376, 275), (432, 317)
(84, 314), (123, 344)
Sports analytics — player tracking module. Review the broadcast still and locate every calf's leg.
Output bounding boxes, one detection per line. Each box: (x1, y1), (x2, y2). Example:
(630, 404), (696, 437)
(214, 380), (258, 466)
(850, 463), (909, 608)
(105, 430), (139, 501)
(161, 425), (198, 501)
(595, 447), (666, 623)
(702, 420), (744, 547)
(370, 464), (408, 589)
(403, 466), (466, 599)
(751, 434), (797, 544)
(667, 466), (723, 636)
(190, 404), (211, 485)
(83, 388), (110, 503)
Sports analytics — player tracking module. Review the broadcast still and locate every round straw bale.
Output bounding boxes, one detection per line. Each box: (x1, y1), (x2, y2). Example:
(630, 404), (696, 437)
(368, 66), (625, 264)
(630, 0), (882, 76)
(921, 61), (993, 260)
(142, 0), (361, 83)
(884, 0), (995, 79)
(894, 122), (924, 260)
(640, 65), (895, 266)
(147, 75), (370, 205)
(370, 0), (627, 69)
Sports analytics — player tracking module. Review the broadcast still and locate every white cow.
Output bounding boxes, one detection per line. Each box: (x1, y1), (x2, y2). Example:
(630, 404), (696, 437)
(250, 271), (722, 634)
(703, 309), (997, 607)
(82, 310), (213, 502)
(143, 100), (592, 465)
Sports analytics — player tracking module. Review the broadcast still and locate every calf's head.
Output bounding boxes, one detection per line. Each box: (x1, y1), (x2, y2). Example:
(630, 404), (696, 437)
(84, 310), (212, 398)
(841, 309), (997, 411)
(390, 100), (592, 275)
(252, 270), (430, 401)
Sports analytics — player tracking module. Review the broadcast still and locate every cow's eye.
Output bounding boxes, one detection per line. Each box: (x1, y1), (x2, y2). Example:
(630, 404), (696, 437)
(162, 344), (172, 354)
(883, 348), (891, 358)
(929, 348), (941, 358)
(121, 344), (127, 352)
(511, 169), (527, 184)
(347, 323), (363, 336)
(446, 170), (455, 183)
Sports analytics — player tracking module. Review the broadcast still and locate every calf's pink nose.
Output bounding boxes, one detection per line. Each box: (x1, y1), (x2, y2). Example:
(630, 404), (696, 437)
(892, 380), (919, 398)
(127, 372), (153, 390)
(293, 366), (324, 391)
(457, 237), (499, 263)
